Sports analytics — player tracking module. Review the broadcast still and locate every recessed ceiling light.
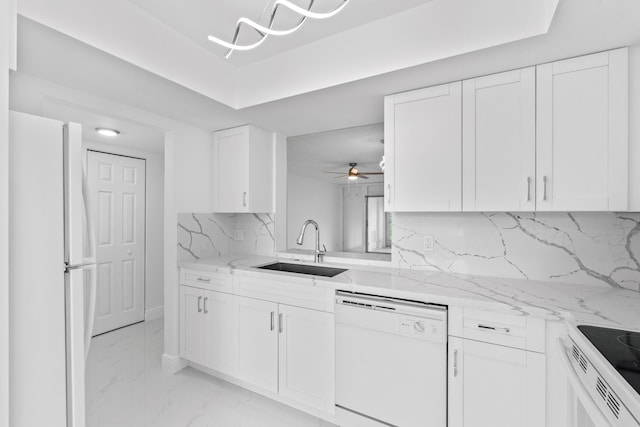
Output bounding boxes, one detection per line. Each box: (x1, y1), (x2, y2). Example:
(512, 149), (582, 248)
(95, 127), (120, 137)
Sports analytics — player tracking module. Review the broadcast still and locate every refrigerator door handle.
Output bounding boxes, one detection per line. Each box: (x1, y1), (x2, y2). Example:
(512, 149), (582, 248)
(81, 168), (98, 360)
(84, 264), (97, 360)
(81, 163), (97, 265)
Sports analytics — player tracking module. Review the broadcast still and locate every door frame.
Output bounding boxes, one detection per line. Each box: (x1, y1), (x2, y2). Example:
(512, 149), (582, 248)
(84, 145), (155, 331)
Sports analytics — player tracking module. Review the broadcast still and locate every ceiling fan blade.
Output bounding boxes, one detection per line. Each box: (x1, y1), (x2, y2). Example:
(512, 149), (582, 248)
(359, 172), (384, 175)
(358, 175), (370, 179)
(332, 175), (348, 179)
(324, 171), (346, 174)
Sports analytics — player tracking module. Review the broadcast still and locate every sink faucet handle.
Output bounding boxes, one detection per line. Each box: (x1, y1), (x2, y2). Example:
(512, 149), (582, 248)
(320, 244), (327, 254)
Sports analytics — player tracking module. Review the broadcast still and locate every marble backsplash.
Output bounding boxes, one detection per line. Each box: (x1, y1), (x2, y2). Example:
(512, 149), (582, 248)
(177, 211), (640, 292)
(392, 212), (640, 292)
(177, 213), (275, 262)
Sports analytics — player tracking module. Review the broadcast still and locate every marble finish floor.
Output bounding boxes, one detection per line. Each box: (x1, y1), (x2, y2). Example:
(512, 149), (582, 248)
(86, 318), (336, 427)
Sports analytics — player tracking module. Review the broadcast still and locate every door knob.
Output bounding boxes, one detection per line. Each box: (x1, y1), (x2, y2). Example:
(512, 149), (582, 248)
(127, 250), (132, 256)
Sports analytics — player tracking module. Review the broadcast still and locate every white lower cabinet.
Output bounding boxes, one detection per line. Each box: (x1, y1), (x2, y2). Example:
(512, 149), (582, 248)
(179, 286), (235, 375)
(180, 274), (335, 418)
(180, 286), (207, 366)
(235, 295), (335, 413)
(235, 295), (279, 392)
(448, 336), (546, 427)
(278, 304), (335, 413)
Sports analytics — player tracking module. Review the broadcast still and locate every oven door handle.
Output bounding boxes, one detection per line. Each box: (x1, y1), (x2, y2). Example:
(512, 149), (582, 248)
(557, 338), (613, 427)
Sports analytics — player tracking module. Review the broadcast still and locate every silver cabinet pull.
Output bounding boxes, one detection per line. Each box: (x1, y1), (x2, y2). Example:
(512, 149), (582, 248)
(196, 277), (211, 282)
(203, 297), (208, 314)
(542, 176), (548, 201)
(478, 324), (510, 333)
(197, 296), (202, 313)
(243, 191), (247, 207)
(278, 313), (283, 333)
(453, 349), (458, 377)
(526, 177), (531, 202)
(270, 311), (275, 331)
(386, 184), (391, 204)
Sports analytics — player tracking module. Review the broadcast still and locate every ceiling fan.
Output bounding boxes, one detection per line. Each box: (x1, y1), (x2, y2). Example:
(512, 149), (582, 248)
(324, 162), (384, 180)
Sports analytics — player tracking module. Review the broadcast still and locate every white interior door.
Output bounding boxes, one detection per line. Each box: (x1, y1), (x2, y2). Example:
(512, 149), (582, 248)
(88, 151), (146, 336)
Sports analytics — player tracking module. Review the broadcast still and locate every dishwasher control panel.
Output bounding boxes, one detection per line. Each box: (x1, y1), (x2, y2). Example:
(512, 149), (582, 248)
(336, 291), (447, 344)
(399, 315), (446, 343)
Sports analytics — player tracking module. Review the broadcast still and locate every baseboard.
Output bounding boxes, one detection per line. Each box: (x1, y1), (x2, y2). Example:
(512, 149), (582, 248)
(162, 353), (187, 374)
(145, 305), (164, 321)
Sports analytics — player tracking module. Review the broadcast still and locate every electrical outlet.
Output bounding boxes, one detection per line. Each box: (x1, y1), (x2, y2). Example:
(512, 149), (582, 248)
(234, 229), (244, 241)
(423, 235), (434, 252)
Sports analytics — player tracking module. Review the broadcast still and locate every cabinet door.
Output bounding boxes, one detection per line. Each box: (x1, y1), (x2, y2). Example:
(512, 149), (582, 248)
(463, 68), (536, 211)
(179, 286), (206, 366)
(278, 304), (334, 413)
(536, 48), (628, 211)
(204, 291), (235, 375)
(386, 82), (462, 211)
(213, 126), (250, 212)
(235, 295), (278, 392)
(448, 337), (545, 427)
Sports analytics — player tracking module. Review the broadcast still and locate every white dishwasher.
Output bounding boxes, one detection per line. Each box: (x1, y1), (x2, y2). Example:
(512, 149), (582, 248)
(335, 291), (447, 427)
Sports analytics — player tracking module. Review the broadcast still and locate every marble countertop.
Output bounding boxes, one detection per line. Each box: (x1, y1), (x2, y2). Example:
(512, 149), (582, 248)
(180, 254), (640, 327)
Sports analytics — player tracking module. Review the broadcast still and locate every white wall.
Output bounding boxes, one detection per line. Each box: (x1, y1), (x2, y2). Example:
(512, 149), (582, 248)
(173, 127), (213, 212)
(0, 1), (13, 425)
(83, 141), (165, 317)
(287, 173), (342, 252)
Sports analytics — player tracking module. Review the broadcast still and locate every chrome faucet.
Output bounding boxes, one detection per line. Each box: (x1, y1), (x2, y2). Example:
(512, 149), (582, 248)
(296, 219), (326, 263)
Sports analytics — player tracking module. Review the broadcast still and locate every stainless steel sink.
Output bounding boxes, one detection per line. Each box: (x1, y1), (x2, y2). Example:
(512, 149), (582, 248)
(256, 262), (347, 277)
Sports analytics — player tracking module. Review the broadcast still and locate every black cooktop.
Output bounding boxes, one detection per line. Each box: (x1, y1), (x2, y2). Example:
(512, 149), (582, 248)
(578, 325), (640, 396)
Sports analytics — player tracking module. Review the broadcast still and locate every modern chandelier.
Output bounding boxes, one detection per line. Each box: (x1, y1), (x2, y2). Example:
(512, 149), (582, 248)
(208, 0), (350, 59)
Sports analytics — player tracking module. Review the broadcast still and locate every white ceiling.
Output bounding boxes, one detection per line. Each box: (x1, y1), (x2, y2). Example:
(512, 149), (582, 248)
(288, 123), (383, 184)
(17, 0), (559, 108)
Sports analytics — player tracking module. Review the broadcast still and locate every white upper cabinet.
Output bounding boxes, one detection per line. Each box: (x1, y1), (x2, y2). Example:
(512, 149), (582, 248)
(463, 68), (536, 211)
(213, 125), (274, 213)
(384, 82), (462, 212)
(536, 48), (628, 211)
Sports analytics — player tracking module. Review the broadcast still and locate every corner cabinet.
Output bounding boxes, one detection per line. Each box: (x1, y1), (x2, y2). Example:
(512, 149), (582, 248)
(384, 82), (462, 212)
(213, 125), (275, 213)
(536, 48), (628, 211)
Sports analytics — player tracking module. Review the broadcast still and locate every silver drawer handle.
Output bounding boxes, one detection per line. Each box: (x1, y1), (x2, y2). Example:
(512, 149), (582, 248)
(196, 277), (211, 282)
(478, 324), (510, 333)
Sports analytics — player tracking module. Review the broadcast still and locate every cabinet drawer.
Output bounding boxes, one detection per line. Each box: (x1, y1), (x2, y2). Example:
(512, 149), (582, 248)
(180, 268), (232, 293)
(449, 307), (545, 353)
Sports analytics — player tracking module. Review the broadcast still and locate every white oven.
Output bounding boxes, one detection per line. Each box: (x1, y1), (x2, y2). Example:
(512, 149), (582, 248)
(558, 322), (640, 427)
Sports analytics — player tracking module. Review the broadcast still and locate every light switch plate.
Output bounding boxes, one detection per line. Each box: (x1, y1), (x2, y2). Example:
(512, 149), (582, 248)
(235, 229), (244, 241)
(423, 235), (434, 252)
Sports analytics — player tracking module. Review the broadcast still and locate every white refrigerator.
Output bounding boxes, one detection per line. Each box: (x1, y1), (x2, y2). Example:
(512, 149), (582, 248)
(9, 111), (97, 427)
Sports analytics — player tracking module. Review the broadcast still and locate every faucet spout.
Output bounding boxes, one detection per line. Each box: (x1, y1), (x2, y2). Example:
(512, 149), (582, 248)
(296, 219), (326, 263)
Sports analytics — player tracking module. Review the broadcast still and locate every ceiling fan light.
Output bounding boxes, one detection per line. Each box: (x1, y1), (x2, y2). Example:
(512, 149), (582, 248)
(348, 175), (358, 180)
